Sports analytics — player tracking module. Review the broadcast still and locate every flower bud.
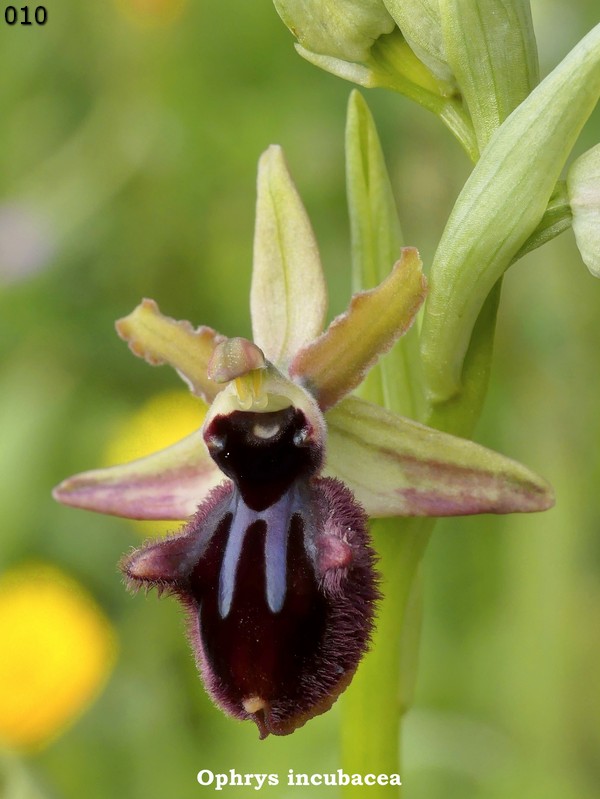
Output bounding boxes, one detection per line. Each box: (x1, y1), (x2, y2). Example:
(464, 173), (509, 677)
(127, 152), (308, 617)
(273, 0), (395, 64)
(567, 143), (600, 278)
(274, 0), (443, 96)
(421, 23), (600, 403)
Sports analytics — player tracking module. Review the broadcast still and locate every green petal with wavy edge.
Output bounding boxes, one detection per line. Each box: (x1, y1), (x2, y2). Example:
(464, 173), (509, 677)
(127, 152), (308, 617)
(290, 247), (426, 411)
(53, 430), (224, 520)
(116, 299), (225, 403)
(325, 395), (554, 517)
(421, 23), (600, 404)
(251, 145), (327, 366)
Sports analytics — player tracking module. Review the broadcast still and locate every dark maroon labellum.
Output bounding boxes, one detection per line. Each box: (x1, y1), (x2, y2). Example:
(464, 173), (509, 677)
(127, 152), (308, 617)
(122, 407), (379, 737)
(204, 407), (323, 510)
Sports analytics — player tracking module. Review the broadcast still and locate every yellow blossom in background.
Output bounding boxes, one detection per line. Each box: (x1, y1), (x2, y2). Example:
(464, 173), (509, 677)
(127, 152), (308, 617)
(0, 564), (116, 751)
(115, 0), (188, 28)
(104, 389), (206, 535)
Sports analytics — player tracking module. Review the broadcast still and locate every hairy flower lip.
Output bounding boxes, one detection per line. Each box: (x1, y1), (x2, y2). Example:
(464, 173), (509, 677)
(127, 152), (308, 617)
(121, 476), (379, 738)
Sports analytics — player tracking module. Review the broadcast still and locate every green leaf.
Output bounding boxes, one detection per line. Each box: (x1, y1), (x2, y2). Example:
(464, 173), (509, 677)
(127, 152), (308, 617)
(426, 280), (501, 438)
(421, 23), (600, 404)
(513, 181), (572, 261)
(345, 90), (425, 418)
(346, 92), (405, 293)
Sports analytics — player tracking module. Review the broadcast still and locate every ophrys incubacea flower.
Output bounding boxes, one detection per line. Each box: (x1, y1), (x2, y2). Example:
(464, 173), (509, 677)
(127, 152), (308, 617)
(54, 145), (553, 737)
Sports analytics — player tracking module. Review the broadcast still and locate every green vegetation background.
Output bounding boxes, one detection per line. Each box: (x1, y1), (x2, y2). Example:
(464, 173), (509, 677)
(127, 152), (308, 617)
(0, 1), (599, 797)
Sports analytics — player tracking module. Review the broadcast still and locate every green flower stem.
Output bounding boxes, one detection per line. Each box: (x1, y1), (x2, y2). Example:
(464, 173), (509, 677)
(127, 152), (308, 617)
(341, 517), (434, 795)
(340, 234), (502, 799)
(513, 181), (572, 262)
(369, 33), (479, 161)
(341, 88), (505, 797)
(340, 285), (497, 796)
(426, 280), (502, 437)
(343, 89), (450, 795)
(435, 101), (480, 162)
(377, 76), (478, 161)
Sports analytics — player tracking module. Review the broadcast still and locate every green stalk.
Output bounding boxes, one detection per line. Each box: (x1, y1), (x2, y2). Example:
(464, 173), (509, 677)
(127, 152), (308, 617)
(369, 31), (479, 162)
(340, 285), (498, 796)
(343, 90), (437, 795)
(512, 181), (572, 262)
(341, 518), (433, 795)
(341, 90), (502, 797)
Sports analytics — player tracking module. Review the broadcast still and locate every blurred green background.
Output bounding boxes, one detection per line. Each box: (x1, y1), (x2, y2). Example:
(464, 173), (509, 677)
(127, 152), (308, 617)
(0, 1), (599, 797)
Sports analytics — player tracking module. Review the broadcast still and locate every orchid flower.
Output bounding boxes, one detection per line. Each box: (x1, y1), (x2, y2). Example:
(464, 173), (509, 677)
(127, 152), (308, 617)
(53, 145), (552, 738)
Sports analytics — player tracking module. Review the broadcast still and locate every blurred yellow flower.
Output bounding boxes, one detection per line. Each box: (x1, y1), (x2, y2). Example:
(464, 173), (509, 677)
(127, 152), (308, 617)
(115, 0), (188, 28)
(104, 389), (206, 535)
(0, 564), (116, 751)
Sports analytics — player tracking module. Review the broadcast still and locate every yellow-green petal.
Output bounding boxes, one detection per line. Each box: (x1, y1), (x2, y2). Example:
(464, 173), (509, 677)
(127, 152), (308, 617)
(290, 247), (426, 410)
(116, 299), (225, 403)
(325, 395), (554, 517)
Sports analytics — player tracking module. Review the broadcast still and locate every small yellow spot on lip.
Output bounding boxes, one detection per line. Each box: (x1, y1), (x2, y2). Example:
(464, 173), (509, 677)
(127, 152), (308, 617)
(234, 376), (252, 409)
(243, 696), (268, 714)
(234, 370), (268, 411)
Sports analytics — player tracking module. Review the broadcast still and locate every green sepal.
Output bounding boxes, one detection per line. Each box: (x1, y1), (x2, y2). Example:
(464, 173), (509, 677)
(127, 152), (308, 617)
(325, 395), (554, 518)
(294, 29), (478, 160)
(251, 145), (328, 365)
